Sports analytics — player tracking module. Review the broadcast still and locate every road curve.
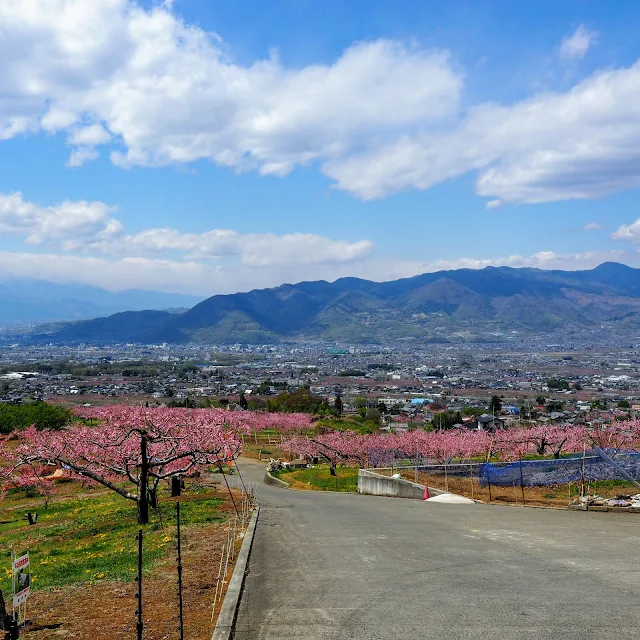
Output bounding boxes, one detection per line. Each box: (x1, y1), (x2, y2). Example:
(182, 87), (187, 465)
(230, 459), (640, 640)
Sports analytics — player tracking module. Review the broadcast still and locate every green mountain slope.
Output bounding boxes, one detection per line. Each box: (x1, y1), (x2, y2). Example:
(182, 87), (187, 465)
(21, 263), (640, 344)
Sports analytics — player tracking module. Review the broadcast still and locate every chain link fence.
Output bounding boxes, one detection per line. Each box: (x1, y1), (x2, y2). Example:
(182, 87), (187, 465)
(370, 450), (640, 506)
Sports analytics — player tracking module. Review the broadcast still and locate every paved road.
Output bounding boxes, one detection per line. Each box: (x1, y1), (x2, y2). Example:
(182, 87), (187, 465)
(231, 460), (640, 639)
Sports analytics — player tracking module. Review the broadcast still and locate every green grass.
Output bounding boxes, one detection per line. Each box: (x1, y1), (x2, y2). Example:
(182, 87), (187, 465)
(586, 479), (639, 491)
(0, 484), (225, 594)
(547, 480), (638, 501)
(274, 465), (358, 492)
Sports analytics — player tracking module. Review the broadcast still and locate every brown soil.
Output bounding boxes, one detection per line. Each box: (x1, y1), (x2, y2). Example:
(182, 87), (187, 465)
(375, 469), (636, 508)
(239, 438), (285, 462)
(22, 488), (247, 640)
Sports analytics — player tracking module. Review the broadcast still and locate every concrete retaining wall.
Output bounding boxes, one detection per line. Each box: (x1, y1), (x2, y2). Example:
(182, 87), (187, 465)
(264, 470), (290, 489)
(358, 469), (446, 499)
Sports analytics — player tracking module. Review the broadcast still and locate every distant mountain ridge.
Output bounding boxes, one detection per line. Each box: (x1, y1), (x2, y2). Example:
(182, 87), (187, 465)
(17, 262), (640, 344)
(0, 280), (202, 326)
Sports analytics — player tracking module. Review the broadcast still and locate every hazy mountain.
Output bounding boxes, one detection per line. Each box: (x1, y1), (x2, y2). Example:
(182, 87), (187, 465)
(0, 280), (202, 326)
(19, 263), (640, 344)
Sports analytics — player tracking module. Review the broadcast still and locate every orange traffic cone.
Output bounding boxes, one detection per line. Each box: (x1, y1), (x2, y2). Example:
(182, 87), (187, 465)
(423, 485), (430, 500)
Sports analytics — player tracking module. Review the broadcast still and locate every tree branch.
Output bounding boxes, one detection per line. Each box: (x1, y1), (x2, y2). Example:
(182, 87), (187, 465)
(58, 458), (138, 501)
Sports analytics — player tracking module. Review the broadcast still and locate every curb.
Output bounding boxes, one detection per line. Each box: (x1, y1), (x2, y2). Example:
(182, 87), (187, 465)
(211, 505), (260, 640)
(264, 469), (290, 488)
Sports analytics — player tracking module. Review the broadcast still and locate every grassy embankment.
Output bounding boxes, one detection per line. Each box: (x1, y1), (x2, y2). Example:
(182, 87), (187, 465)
(0, 476), (243, 639)
(239, 426), (359, 492)
(0, 484), (223, 591)
(271, 465), (358, 492)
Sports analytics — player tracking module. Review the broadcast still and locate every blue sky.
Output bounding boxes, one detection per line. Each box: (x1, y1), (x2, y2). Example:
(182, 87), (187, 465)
(1, 0), (640, 295)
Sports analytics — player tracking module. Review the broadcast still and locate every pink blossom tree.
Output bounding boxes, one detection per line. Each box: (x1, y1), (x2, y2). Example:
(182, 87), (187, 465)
(281, 422), (639, 481)
(1, 406), (248, 524)
(281, 431), (375, 472)
(237, 410), (314, 433)
(522, 424), (586, 458)
(588, 420), (637, 451)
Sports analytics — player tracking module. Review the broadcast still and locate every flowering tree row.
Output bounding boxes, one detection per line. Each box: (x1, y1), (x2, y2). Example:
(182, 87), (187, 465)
(3, 403), (639, 522)
(74, 405), (315, 433)
(0, 405), (311, 524)
(281, 421), (640, 468)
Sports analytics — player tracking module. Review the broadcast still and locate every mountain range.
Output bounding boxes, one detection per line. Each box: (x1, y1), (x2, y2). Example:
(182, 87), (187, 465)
(15, 262), (640, 344)
(0, 280), (202, 326)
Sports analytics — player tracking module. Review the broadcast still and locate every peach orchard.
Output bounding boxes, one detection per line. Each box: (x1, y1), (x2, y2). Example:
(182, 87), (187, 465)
(2, 405), (640, 521)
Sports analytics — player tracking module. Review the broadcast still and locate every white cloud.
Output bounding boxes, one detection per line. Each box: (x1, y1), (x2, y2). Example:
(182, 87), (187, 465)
(0, 192), (118, 245)
(584, 221), (602, 231)
(68, 124), (111, 146)
(92, 228), (374, 267)
(422, 249), (631, 273)
(0, 249), (632, 296)
(0, 192), (373, 267)
(560, 25), (598, 61)
(41, 107), (78, 132)
(66, 147), (100, 167)
(0, 191), (627, 296)
(325, 61), (640, 203)
(3, 191), (622, 295)
(612, 219), (640, 242)
(0, 116), (32, 140)
(0, 2), (636, 208)
(0, 253), (216, 295)
(0, 0), (461, 172)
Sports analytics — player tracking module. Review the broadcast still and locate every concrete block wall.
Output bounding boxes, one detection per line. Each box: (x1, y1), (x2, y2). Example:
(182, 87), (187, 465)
(264, 470), (290, 488)
(358, 469), (446, 499)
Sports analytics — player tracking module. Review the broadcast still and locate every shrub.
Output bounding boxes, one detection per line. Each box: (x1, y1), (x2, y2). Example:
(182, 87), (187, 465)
(0, 402), (71, 434)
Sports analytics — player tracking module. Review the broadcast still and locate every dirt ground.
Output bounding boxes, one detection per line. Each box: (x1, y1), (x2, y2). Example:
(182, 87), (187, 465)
(21, 488), (247, 640)
(418, 471), (573, 507)
(375, 469), (637, 508)
(239, 438), (285, 462)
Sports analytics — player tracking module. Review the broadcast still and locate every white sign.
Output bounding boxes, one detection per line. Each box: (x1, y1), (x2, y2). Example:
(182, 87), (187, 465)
(13, 553), (30, 608)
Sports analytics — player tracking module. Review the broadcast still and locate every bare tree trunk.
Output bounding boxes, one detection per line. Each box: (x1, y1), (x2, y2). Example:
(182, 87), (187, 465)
(553, 438), (567, 459)
(138, 434), (150, 525)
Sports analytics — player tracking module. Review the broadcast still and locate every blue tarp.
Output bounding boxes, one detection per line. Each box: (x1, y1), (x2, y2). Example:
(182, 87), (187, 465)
(479, 450), (640, 487)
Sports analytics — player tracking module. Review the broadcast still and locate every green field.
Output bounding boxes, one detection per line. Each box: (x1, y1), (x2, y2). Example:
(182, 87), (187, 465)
(0, 483), (226, 594)
(273, 465), (358, 492)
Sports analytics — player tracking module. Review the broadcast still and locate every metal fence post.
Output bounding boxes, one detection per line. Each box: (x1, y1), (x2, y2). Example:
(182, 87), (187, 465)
(136, 529), (143, 640)
(176, 503), (184, 640)
(5, 615), (19, 640)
